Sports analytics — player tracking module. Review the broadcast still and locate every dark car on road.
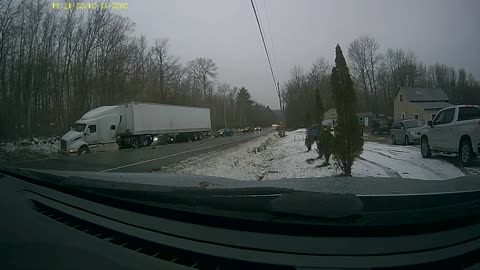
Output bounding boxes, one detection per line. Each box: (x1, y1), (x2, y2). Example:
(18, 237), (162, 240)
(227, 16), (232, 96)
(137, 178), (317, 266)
(242, 127), (254, 133)
(214, 128), (233, 137)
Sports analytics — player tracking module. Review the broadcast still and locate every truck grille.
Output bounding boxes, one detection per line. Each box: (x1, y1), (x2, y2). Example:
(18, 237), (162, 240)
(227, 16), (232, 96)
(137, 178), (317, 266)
(61, 139), (67, 151)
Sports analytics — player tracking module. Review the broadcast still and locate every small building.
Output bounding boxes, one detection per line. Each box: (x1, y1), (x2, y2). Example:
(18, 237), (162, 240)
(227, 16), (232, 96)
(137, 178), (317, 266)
(356, 112), (376, 127)
(322, 108), (337, 127)
(394, 88), (452, 125)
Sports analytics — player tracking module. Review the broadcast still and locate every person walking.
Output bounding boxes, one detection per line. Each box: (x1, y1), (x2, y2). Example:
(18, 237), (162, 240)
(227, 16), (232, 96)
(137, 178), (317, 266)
(317, 126), (334, 165)
(305, 127), (313, 152)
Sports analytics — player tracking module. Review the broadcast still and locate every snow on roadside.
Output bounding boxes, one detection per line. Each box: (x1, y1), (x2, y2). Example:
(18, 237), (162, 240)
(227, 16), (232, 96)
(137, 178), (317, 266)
(0, 137), (60, 154)
(264, 129), (388, 179)
(160, 129), (466, 181)
(159, 133), (280, 180)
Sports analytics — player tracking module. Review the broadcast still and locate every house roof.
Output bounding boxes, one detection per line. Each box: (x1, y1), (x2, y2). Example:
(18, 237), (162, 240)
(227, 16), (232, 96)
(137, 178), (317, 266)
(324, 108), (337, 119)
(402, 88), (449, 102)
(413, 102), (452, 111)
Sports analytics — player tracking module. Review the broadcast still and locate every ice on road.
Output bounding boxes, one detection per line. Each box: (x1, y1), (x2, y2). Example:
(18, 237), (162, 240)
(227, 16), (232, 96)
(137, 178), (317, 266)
(160, 129), (465, 181)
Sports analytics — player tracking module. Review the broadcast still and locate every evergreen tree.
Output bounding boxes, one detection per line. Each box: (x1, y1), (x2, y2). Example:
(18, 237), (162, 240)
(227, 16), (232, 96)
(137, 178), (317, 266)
(314, 87), (324, 124)
(330, 45), (364, 176)
(236, 87), (253, 127)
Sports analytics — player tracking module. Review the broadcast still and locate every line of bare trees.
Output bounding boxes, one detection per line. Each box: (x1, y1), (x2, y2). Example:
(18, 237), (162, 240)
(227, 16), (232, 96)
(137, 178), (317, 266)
(283, 35), (480, 128)
(0, 0), (274, 138)
(282, 57), (332, 128)
(348, 35), (480, 115)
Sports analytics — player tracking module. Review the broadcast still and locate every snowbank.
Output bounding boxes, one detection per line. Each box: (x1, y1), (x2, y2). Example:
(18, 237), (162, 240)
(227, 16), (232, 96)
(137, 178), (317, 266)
(159, 129), (465, 181)
(0, 137), (60, 154)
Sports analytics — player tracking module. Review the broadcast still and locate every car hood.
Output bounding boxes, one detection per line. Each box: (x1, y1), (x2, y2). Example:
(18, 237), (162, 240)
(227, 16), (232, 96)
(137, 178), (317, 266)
(61, 130), (83, 142)
(16, 169), (480, 195)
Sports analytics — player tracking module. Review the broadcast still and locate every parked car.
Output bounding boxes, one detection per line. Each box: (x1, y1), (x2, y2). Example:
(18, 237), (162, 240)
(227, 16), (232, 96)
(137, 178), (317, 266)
(421, 105), (480, 166)
(214, 128), (233, 137)
(390, 119), (422, 145)
(370, 117), (392, 135)
(254, 127), (261, 131)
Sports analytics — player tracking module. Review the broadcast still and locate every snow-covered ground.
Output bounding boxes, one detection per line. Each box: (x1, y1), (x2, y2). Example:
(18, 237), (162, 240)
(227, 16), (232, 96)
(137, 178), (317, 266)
(159, 129), (467, 181)
(0, 137), (60, 161)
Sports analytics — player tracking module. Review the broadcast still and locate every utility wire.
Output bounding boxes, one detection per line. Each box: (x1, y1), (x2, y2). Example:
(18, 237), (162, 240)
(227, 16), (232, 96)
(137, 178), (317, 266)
(262, 0), (280, 79)
(250, 0), (285, 131)
(250, 0), (278, 92)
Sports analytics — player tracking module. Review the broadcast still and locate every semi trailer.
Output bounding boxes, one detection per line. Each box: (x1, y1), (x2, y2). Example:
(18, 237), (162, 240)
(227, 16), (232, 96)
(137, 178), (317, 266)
(61, 103), (211, 154)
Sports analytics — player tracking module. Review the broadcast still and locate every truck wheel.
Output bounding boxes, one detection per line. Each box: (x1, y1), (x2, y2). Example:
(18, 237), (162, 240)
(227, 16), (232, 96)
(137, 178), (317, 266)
(421, 137), (431, 158)
(131, 137), (140, 148)
(404, 135), (409, 146)
(460, 139), (474, 167)
(142, 136), (151, 147)
(78, 145), (90, 155)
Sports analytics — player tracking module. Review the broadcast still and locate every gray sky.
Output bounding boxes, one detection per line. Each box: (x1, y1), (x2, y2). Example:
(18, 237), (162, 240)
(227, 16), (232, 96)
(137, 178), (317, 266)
(122, 0), (480, 109)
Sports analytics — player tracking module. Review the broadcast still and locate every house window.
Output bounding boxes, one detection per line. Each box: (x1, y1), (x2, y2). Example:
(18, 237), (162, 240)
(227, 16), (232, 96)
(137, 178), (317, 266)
(400, 95), (403, 102)
(414, 114), (419, 120)
(401, 113), (405, 120)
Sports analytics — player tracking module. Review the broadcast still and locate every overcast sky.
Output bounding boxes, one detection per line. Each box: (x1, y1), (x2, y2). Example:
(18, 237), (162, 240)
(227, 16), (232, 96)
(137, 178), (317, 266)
(121, 0), (480, 109)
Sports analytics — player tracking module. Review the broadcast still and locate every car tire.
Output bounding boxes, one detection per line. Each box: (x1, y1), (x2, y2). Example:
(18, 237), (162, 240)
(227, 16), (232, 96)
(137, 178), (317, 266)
(404, 135), (409, 146)
(421, 137), (432, 158)
(460, 139), (474, 167)
(391, 135), (396, 145)
(78, 145), (90, 155)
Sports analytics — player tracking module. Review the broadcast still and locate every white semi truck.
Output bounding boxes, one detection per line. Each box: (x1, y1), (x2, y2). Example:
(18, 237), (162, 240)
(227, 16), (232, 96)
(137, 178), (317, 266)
(61, 103), (211, 154)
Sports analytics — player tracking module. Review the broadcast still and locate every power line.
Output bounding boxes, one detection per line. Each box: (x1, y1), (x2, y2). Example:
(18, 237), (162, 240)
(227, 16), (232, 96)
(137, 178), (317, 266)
(262, 0), (280, 79)
(250, 0), (278, 92)
(250, 0), (285, 130)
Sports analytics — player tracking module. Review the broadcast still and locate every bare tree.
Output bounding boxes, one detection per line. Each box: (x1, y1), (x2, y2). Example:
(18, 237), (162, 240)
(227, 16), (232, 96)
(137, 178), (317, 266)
(187, 57), (218, 105)
(348, 35), (382, 114)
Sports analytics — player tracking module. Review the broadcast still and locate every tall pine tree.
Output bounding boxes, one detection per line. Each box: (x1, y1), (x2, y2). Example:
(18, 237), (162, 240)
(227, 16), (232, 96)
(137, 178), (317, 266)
(314, 87), (324, 123)
(330, 45), (364, 176)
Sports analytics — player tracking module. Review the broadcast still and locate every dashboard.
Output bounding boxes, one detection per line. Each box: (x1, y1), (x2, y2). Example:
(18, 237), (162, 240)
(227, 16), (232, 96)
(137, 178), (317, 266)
(1, 169), (480, 270)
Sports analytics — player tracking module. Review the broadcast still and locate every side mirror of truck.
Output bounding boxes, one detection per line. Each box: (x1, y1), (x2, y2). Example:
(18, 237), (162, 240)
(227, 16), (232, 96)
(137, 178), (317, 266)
(427, 121), (433, 127)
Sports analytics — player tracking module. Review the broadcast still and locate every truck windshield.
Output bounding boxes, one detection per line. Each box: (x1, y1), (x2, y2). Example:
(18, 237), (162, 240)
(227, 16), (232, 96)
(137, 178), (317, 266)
(73, 124), (86, 132)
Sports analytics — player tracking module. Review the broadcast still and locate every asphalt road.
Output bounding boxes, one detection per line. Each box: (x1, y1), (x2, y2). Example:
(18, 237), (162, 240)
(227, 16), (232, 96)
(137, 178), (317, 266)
(8, 130), (271, 173)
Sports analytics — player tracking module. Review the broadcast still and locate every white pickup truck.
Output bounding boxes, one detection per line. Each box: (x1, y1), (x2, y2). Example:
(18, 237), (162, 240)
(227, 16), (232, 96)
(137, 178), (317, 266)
(421, 105), (480, 166)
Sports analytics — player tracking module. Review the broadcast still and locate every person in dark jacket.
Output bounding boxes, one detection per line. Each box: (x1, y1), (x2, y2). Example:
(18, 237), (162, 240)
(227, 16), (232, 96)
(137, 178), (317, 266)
(305, 124), (320, 152)
(305, 128), (313, 152)
(317, 126), (334, 165)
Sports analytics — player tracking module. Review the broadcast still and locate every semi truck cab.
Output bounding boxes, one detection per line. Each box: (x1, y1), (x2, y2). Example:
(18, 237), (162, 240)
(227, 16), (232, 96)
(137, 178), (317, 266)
(61, 106), (122, 154)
